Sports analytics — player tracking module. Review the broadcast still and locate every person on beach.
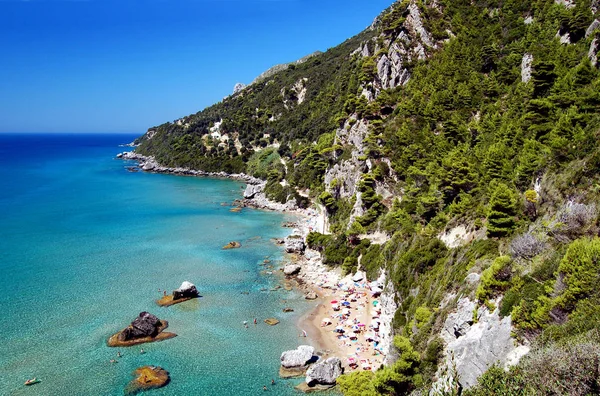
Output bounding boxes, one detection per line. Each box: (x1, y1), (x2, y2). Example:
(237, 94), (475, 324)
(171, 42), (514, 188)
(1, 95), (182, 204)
(163, 290), (167, 297)
(254, 318), (257, 325)
(140, 348), (144, 354)
(271, 379), (275, 385)
(263, 385), (267, 391)
(117, 351), (121, 358)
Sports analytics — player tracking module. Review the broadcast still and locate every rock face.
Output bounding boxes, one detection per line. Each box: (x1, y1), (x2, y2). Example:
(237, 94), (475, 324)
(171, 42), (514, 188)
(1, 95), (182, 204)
(120, 312), (161, 340)
(305, 357), (343, 386)
(232, 83), (246, 95)
(521, 53), (533, 83)
(280, 345), (316, 369)
(433, 297), (530, 391)
(243, 182), (265, 199)
(284, 235), (305, 253)
(173, 281), (198, 300)
(590, 38), (599, 67)
(283, 264), (301, 276)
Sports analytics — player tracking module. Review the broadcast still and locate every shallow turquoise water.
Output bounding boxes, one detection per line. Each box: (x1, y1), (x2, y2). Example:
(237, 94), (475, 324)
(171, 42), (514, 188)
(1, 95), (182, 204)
(0, 134), (313, 395)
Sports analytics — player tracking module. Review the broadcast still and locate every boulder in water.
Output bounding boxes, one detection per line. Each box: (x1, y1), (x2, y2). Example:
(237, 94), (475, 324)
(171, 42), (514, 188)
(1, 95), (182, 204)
(305, 357), (343, 386)
(173, 281), (198, 300)
(283, 264), (301, 276)
(108, 312), (177, 347)
(280, 345), (316, 371)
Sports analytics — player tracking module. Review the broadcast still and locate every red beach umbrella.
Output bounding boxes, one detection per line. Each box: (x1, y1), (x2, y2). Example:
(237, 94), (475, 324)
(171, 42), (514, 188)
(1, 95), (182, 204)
(330, 300), (338, 304)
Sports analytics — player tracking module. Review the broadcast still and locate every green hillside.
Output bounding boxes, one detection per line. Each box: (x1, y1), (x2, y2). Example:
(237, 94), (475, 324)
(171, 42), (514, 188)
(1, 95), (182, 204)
(135, 0), (600, 394)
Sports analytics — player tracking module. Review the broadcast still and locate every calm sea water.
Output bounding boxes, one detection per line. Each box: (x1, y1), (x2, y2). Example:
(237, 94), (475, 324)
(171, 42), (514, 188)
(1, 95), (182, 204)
(0, 133), (313, 395)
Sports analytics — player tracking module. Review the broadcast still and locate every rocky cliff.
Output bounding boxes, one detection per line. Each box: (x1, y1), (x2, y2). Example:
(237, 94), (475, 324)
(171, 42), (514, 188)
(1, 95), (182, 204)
(131, 0), (600, 393)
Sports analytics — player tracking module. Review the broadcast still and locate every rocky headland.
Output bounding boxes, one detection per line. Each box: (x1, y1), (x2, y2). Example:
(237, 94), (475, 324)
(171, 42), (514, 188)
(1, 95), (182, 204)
(108, 312), (176, 347)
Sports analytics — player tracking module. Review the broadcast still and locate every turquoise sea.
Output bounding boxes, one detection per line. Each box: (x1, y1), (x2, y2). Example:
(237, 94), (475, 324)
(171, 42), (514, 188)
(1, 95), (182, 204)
(0, 134), (314, 395)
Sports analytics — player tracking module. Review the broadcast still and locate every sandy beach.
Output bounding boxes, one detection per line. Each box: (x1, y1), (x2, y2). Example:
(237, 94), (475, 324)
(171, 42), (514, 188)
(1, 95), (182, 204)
(275, 206), (387, 373)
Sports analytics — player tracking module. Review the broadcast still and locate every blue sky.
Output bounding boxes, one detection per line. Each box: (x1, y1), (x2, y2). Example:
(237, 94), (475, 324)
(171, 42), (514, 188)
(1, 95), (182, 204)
(0, 0), (392, 133)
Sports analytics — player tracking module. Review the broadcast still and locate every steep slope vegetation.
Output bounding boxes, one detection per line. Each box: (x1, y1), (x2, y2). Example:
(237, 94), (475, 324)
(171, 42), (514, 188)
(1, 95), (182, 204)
(135, 0), (600, 394)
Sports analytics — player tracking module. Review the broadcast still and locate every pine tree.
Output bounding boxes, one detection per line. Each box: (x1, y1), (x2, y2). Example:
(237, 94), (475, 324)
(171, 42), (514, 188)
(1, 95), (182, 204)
(487, 183), (518, 237)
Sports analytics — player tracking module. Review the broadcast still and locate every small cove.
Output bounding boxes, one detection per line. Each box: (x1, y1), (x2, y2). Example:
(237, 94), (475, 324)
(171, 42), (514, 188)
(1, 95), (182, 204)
(0, 133), (316, 395)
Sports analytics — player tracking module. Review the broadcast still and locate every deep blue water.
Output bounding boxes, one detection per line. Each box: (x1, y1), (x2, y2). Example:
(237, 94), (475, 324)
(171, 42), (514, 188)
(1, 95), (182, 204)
(0, 133), (312, 395)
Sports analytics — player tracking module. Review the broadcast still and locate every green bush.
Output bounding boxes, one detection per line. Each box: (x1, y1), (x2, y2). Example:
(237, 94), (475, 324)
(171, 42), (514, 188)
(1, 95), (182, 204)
(476, 256), (513, 304)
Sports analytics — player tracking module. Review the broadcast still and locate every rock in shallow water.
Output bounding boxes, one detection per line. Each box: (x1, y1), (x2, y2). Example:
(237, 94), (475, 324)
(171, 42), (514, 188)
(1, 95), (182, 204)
(173, 281), (198, 300)
(125, 366), (170, 395)
(283, 264), (301, 276)
(122, 312), (161, 340)
(280, 345), (316, 369)
(108, 312), (177, 347)
(222, 241), (241, 249)
(305, 357), (343, 386)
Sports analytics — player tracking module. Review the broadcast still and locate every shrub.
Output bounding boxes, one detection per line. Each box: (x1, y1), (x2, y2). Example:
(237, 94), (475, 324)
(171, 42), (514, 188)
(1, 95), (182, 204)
(549, 201), (598, 242)
(555, 237), (600, 311)
(509, 232), (547, 260)
(476, 256), (513, 304)
(518, 330), (600, 396)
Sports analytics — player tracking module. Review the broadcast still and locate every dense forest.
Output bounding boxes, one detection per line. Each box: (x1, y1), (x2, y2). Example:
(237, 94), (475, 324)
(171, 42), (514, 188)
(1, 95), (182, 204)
(135, 0), (600, 394)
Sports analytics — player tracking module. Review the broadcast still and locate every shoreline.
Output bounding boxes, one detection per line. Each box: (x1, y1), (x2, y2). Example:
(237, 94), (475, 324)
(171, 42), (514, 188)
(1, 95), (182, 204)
(116, 151), (388, 374)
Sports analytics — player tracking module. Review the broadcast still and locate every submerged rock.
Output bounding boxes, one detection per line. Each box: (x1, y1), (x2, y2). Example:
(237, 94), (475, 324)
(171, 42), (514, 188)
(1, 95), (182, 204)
(264, 318), (280, 326)
(305, 357), (343, 386)
(125, 366), (170, 395)
(223, 241), (241, 249)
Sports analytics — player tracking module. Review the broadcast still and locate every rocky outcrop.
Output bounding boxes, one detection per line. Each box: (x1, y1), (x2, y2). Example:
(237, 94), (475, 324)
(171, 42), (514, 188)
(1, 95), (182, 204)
(125, 366), (170, 395)
(555, 0), (575, 8)
(280, 345), (317, 370)
(173, 281), (198, 300)
(586, 19), (600, 38)
(284, 235), (305, 253)
(157, 281), (199, 307)
(590, 38), (599, 66)
(108, 312), (177, 347)
(521, 53), (533, 83)
(264, 318), (280, 326)
(432, 297), (530, 391)
(283, 264), (301, 276)
(438, 225), (482, 249)
(377, 272), (398, 364)
(305, 357), (343, 387)
(304, 291), (318, 300)
(243, 182), (265, 199)
(223, 241), (241, 249)
(116, 152), (264, 185)
(232, 83), (246, 95)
